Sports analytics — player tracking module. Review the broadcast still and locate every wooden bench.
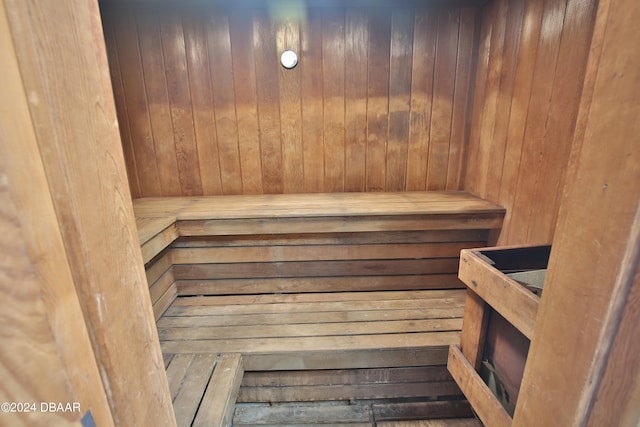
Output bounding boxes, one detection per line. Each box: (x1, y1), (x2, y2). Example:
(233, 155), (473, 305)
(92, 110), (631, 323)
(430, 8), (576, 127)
(164, 352), (243, 427)
(135, 191), (503, 425)
(135, 191), (505, 319)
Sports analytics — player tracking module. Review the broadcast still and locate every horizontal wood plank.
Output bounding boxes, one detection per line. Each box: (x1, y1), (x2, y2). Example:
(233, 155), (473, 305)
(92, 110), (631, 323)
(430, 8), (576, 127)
(242, 366), (453, 387)
(161, 332), (459, 354)
(243, 347), (451, 371)
(159, 319), (463, 341)
(158, 307), (465, 328)
(170, 242), (479, 264)
(238, 381), (462, 402)
(172, 259), (461, 280)
(175, 275), (464, 295)
(458, 249), (538, 338)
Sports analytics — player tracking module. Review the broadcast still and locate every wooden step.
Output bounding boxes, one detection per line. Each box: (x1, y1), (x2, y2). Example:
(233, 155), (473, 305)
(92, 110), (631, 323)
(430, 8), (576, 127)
(165, 353), (243, 427)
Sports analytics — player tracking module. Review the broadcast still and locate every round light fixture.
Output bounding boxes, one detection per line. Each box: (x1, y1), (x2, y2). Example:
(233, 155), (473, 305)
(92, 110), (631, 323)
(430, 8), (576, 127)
(280, 50), (298, 69)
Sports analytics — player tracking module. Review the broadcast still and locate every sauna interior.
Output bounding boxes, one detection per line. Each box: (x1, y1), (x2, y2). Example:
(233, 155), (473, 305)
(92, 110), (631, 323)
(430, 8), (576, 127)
(1, 0), (638, 426)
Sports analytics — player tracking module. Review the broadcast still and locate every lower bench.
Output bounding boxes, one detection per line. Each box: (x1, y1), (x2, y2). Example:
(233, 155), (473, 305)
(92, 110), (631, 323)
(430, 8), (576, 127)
(164, 352), (243, 427)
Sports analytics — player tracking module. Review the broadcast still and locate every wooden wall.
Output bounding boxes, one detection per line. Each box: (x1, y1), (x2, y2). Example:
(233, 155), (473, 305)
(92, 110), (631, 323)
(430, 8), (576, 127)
(464, 0), (597, 245)
(101, 3), (478, 197)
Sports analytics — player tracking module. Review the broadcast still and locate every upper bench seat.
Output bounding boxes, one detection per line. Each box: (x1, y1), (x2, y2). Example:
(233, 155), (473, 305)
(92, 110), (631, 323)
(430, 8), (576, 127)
(134, 191), (505, 264)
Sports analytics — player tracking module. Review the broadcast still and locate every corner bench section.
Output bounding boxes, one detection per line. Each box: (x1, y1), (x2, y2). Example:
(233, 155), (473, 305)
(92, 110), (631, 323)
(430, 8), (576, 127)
(135, 192), (504, 317)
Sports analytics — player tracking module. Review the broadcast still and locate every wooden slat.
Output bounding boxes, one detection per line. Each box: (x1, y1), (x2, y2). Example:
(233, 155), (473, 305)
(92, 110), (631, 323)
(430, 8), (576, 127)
(165, 353), (196, 400)
(172, 258), (460, 280)
(137, 12), (182, 197)
(161, 331), (459, 355)
(458, 249), (538, 338)
(154, 282), (178, 321)
(164, 296), (463, 316)
(377, 420), (482, 427)
(175, 275), (464, 295)
(159, 319), (463, 341)
(406, 8), (436, 191)
(193, 353), (244, 427)
(447, 345), (512, 427)
(458, 290), (489, 370)
(372, 400), (474, 422)
(183, 11), (223, 195)
(242, 366), (453, 387)
(365, 8), (391, 191)
(170, 242), (479, 264)
(141, 222), (178, 263)
(149, 267), (175, 305)
(158, 307), (465, 328)
(171, 230), (490, 247)
(239, 381), (461, 403)
(111, 12), (162, 196)
(177, 215), (503, 236)
(427, 8), (460, 191)
(145, 251), (173, 284)
(446, 6), (476, 191)
(253, 10), (283, 193)
(102, 12), (141, 198)
(233, 403), (372, 425)
(172, 353), (218, 427)
(171, 289), (465, 306)
(344, 8), (368, 192)
(229, 9), (263, 194)
(385, 7), (413, 192)
(322, 8), (346, 192)
(243, 346), (450, 371)
(207, 13), (243, 195)
(277, 19), (304, 193)
(161, 13), (202, 196)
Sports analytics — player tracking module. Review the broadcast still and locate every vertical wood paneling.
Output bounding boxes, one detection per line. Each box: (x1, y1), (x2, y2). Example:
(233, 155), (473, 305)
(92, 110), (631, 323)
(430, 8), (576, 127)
(300, 12), (325, 193)
(406, 8), (437, 191)
(508, 0), (567, 244)
(277, 20), (304, 193)
(322, 9), (346, 192)
(229, 11), (263, 194)
(427, 9), (460, 191)
(103, 4), (477, 197)
(253, 11), (284, 194)
(113, 13), (162, 196)
(183, 12), (223, 195)
(138, 13), (182, 196)
(446, 7), (476, 190)
(103, 15), (141, 198)
(385, 8), (414, 192)
(344, 9), (368, 192)
(161, 15), (203, 196)
(466, 0), (597, 245)
(482, 0), (522, 202)
(365, 9), (391, 191)
(207, 14), (243, 195)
